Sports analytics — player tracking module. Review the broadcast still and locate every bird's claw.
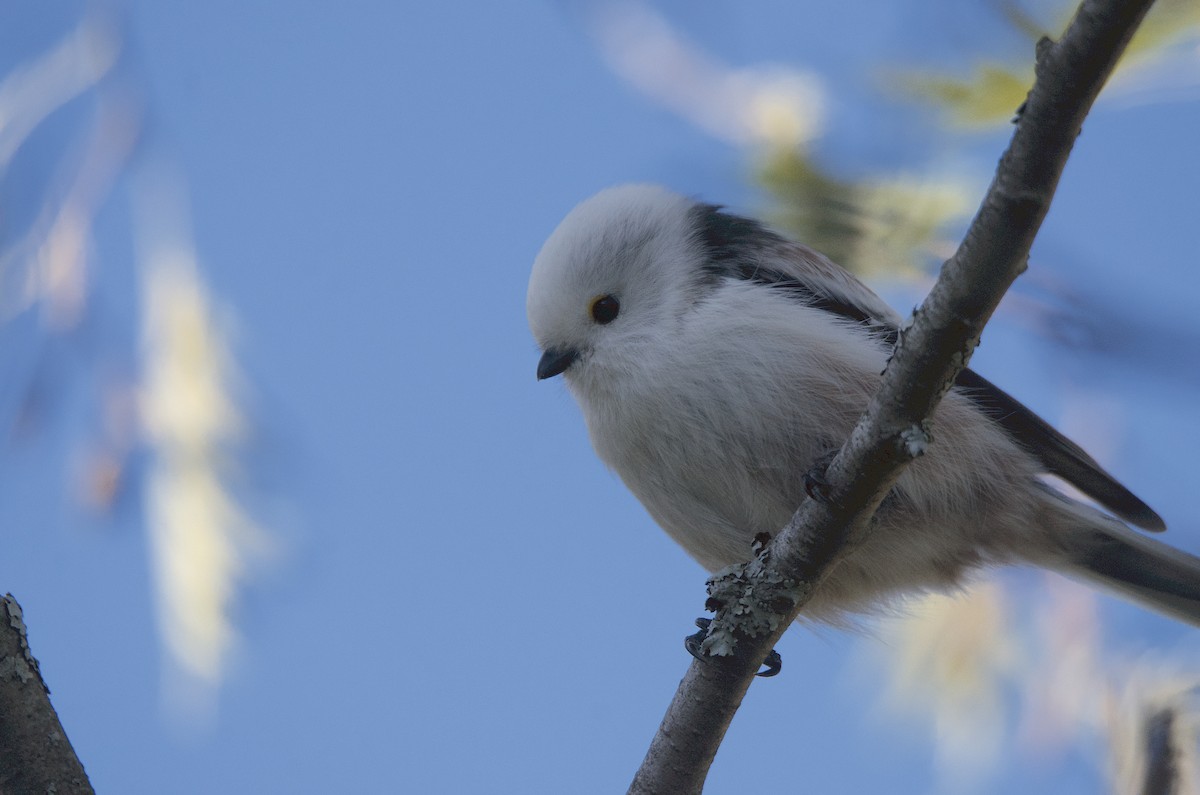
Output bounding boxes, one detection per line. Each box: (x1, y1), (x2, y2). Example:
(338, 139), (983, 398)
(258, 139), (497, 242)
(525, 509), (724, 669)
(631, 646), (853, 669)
(804, 450), (838, 502)
(684, 617), (711, 660)
(758, 648), (782, 677)
(1012, 99), (1027, 124)
(685, 617), (783, 677)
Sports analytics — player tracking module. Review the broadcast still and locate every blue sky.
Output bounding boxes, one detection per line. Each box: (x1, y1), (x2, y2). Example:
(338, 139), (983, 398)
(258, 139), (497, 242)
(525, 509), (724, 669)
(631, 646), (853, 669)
(2, 1), (1199, 793)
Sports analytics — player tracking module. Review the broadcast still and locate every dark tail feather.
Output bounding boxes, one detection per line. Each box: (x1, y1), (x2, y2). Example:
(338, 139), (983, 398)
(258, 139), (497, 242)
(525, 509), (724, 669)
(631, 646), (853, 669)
(1068, 528), (1200, 627)
(1046, 493), (1200, 627)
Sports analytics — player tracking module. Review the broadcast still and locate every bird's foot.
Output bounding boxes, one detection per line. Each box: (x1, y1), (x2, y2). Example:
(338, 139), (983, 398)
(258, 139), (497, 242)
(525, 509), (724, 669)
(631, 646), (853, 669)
(685, 618), (783, 677)
(804, 450), (838, 503)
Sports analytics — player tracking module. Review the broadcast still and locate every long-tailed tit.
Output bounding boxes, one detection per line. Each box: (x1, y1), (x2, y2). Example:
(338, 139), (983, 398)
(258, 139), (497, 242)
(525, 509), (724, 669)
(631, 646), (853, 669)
(527, 184), (1200, 625)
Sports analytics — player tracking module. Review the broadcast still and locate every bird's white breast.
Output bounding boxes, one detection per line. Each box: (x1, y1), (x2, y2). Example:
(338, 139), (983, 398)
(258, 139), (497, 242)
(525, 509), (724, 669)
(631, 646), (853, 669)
(570, 284), (882, 570)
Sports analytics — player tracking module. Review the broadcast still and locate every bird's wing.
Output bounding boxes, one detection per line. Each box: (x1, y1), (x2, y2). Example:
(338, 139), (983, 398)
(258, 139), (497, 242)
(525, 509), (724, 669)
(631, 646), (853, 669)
(693, 204), (1165, 532)
(953, 368), (1165, 531)
(692, 203), (904, 334)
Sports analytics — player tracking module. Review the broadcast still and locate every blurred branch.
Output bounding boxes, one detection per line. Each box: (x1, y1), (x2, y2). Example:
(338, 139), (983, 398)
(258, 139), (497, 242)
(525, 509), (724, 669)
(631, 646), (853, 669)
(629, 0), (1157, 791)
(1109, 677), (1200, 795)
(0, 595), (93, 794)
(1141, 708), (1179, 795)
(0, 18), (117, 169)
(588, 2), (825, 149)
(0, 16), (124, 325)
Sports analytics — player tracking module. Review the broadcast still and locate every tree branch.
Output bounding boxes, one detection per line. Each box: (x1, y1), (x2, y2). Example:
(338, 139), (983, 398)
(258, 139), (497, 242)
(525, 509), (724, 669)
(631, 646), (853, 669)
(1140, 707), (1179, 795)
(629, 0), (1158, 791)
(0, 595), (94, 794)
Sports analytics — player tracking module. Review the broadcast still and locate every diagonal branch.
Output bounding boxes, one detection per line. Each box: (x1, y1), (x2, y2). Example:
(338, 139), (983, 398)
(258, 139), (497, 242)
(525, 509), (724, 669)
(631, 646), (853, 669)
(629, 0), (1159, 792)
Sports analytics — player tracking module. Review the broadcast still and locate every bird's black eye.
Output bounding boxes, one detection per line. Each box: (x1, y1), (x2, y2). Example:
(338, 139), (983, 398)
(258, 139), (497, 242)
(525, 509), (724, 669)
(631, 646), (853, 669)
(590, 294), (620, 325)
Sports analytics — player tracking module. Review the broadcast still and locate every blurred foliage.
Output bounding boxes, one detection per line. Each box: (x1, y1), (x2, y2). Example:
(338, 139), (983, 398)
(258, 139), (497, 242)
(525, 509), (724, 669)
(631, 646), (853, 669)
(758, 149), (971, 280)
(874, 579), (1200, 792)
(0, 12), (262, 706)
(757, 0), (1200, 277)
(892, 0), (1200, 129)
(141, 251), (266, 698)
(893, 63), (1032, 131)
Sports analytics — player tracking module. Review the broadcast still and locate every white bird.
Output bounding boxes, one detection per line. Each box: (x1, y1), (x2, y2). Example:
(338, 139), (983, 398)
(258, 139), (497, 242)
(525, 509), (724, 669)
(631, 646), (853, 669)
(528, 184), (1200, 625)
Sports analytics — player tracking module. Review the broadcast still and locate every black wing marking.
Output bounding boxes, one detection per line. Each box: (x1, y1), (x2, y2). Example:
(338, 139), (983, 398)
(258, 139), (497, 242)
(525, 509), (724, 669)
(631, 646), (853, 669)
(692, 203), (901, 342)
(692, 202), (1165, 533)
(954, 368), (1165, 532)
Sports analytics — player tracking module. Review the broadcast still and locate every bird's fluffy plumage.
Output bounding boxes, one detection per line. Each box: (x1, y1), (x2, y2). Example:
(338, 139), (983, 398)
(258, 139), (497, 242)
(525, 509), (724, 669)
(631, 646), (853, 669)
(527, 184), (1200, 624)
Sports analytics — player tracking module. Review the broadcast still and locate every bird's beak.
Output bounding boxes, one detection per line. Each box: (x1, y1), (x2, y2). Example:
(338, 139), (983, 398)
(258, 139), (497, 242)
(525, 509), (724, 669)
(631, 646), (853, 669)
(537, 348), (579, 380)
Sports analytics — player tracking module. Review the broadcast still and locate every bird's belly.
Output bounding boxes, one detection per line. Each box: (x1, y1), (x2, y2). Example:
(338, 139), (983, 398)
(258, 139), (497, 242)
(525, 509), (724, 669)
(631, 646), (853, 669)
(584, 381), (822, 573)
(581, 377), (1038, 621)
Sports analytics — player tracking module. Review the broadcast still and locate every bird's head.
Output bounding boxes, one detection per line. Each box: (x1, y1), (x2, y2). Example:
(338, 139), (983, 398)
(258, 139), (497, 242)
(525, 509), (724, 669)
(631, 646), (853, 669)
(526, 184), (709, 385)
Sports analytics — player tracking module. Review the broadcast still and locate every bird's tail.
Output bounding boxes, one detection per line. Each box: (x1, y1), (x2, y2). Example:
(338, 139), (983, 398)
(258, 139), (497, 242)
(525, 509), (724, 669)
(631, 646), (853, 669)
(1041, 486), (1200, 627)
